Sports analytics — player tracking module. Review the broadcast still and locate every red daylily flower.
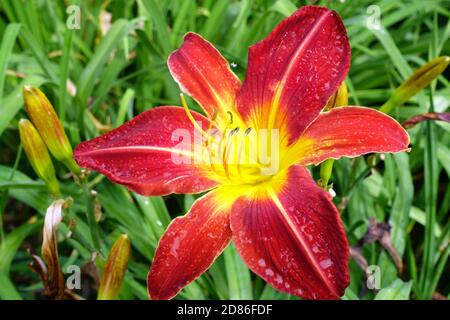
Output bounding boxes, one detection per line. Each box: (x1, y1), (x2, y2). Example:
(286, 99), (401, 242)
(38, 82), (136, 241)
(74, 6), (409, 300)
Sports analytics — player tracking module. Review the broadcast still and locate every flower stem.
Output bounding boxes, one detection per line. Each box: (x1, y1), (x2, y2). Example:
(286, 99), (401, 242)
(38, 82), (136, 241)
(63, 157), (82, 176)
(79, 176), (101, 253)
(379, 98), (397, 114)
(85, 187), (101, 252)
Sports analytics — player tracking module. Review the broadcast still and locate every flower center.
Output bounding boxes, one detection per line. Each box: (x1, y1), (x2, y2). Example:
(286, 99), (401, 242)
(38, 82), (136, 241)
(181, 95), (282, 185)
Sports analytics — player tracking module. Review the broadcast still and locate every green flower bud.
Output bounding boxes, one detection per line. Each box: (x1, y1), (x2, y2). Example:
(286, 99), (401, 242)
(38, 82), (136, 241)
(22, 86), (80, 175)
(320, 82), (348, 190)
(380, 56), (450, 114)
(18, 119), (60, 197)
(325, 81), (348, 111)
(97, 234), (131, 300)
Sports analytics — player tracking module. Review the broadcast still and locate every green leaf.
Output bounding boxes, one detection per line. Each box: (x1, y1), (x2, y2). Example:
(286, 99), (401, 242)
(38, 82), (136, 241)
(224, 243), (253, 299)
(115, 88), (135, 127)
(370, 26), (412, 79)
(0, 76), (46, 137)
(0, 165), (49, 212)
(77, 19), (136, 134)
(0, 23), (21, 107)
(437, 143), (450, 177)
(390, 153), (413, 256)
(409, 206), (441, 237)
(134, 194), (167, 245)
(0, 221), (41, 273)
(270, 0), (297, 17)
(138, 0), (172, 55)
(342, 287), (360, 300)
(375, 279), (412, 300)
(58, 28), (73, 120)
(0, 272), (22, 300)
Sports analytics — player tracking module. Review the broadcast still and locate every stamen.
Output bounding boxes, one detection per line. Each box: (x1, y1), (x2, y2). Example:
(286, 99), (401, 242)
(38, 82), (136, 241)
(237, 128), (256, 179)
(236, 132), (246, 179)
(227, 111), (233, 124)
(221, 128), (234, 181)
(229, 127), (240, 136)
(205, 142), (221, 176)
(180, 93), (214, 143)
(206, 109), (218, 134)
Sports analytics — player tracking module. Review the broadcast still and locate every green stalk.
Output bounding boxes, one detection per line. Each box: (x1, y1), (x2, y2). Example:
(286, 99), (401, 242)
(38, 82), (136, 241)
(79, 176), (101, 253)
(62, 157), (82, 177)
(379, 99), (397, 114)
(419, 90), (438, 299)
(429, 238), (450, 296)
(85, 187), (101, 252)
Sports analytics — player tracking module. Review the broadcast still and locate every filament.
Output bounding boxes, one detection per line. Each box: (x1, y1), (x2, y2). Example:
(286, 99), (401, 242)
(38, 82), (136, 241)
(180, 93), (214, 144)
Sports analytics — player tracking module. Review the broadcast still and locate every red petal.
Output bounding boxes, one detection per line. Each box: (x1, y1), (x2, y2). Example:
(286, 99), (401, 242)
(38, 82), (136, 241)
(168, 32), (241, 120)
(148, 190), (231, 300)
(293, 106), (410, 166)
(74, 106), (218, 196)
(230, 165), (349, 299)
(236, 6), (350, 144)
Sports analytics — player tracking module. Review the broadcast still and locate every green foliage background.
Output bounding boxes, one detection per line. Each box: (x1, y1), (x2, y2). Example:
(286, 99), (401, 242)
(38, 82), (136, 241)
(0, 0), (449, 300)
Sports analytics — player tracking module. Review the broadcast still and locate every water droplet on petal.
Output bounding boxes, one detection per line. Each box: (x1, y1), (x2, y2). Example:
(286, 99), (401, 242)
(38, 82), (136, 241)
(319, 258), (333, 269)
(258, 259), (266, 267)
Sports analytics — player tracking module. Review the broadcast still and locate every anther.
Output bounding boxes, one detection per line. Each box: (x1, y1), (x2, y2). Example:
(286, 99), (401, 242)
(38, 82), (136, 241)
(227, 111), (233, 124)
(206, 109), (218, 134)
(229, 127), (240, 136)
(211, 109), (218, 121)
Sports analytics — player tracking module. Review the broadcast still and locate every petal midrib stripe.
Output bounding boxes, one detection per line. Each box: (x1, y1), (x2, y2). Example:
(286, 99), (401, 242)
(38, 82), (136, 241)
(76, 145), (196, 159)
(268, 187), (338, 296)
(267, 10), (330, 130)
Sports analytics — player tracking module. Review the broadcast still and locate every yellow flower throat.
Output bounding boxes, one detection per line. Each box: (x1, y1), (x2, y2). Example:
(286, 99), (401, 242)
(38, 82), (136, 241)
(181, 95), (289, 187)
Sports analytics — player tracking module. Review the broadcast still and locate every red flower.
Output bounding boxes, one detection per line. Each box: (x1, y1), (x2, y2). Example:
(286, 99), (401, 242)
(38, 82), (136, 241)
(74, 6), (409, 300)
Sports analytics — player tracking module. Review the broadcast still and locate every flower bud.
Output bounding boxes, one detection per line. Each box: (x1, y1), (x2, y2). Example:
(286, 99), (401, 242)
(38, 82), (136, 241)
(325, 81), (348, 111)
(97, 234), (131, 300)
(318, 158), (334, 190)
(22, 86), (80, 175)
(18, 119), (60, 197)
(42, 199), (66, 299)
(320, 82), (348, 189)
(380, 56), (450, 113)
